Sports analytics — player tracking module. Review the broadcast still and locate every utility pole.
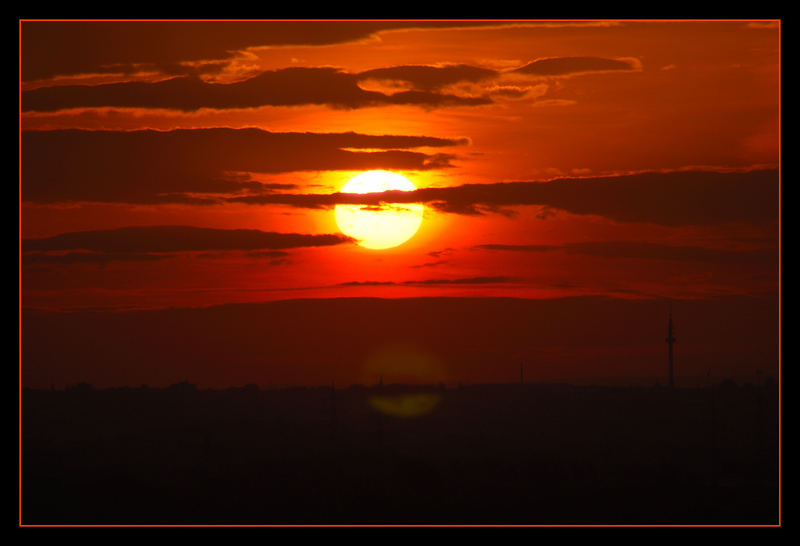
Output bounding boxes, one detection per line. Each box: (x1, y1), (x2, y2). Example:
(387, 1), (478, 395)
(329, 379), (337, 442)
(666, 309), (677, 388)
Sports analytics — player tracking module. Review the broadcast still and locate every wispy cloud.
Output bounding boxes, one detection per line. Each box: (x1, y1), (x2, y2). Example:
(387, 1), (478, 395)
(512, 56), (641, 77)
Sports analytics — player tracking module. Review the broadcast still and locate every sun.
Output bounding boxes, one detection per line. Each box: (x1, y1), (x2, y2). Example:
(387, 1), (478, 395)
(335, 170), (424, 250)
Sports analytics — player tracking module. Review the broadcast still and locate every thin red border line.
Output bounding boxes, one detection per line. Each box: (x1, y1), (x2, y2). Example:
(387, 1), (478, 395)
(18, 17), (22, 528)
(17, 18), (782, 529)
(15, 523), (780, 527)
(17, 18), (782, 22)
(777, 19), (782, 527)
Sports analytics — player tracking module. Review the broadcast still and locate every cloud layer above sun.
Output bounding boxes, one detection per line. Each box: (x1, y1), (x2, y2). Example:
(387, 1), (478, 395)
(21, 20), (779, 318)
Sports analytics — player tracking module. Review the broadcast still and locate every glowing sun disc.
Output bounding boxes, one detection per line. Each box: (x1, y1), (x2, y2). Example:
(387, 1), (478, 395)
(335, 171), (424, 250)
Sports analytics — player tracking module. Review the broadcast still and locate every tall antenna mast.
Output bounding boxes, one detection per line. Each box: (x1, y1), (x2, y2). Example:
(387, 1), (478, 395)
(666, 304), (677, 388)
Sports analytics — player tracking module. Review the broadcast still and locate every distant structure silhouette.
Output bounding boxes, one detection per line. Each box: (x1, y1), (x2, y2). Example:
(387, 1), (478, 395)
(666, 309), (677, 388)
(330, 380), (337, 441)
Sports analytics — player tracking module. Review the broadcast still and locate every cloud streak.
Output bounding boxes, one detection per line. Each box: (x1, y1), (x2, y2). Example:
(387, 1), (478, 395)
(22, 56), (642, 113)
(25, 163), (767, 229)
(476, 241), (778, 265)
(22, 128), (467, 204)
(21, 21), (512, 82)
(358, 64), (499, 92)
(21, 251), (172, 266)
(339, 276), (517, 287)
(229, 169), (779, 226)
(513, 56), (641, 76)
(23, 68), (493, 112)
(23, 226), (355, 254)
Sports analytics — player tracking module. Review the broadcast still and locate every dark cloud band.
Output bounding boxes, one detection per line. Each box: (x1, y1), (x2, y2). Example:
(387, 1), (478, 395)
(228, 169), (779, 227)
(23, 226), (355, 254)
(476, 241), (777, 265)
(22, 128), (466, 204)
(23, 67), (492, 113)
(21, 21), (506, 82)
(22, 57), (639, 113)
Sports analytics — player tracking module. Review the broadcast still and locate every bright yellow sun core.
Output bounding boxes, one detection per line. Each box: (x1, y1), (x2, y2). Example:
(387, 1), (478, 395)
(335, 171), (424, 250)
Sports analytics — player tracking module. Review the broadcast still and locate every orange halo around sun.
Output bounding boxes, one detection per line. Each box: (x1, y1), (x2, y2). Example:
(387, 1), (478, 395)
(334, 170), (424, 250)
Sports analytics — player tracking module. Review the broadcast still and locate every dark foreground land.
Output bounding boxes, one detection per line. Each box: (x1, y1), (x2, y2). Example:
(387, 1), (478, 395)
(22, 381), (779, 525)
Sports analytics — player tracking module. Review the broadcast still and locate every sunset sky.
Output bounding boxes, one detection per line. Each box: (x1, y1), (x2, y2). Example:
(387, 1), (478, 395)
(20, 20), (781, 388)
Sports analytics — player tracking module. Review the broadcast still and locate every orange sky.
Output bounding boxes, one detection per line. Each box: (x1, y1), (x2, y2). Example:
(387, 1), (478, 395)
(19, 20), (780, 387)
